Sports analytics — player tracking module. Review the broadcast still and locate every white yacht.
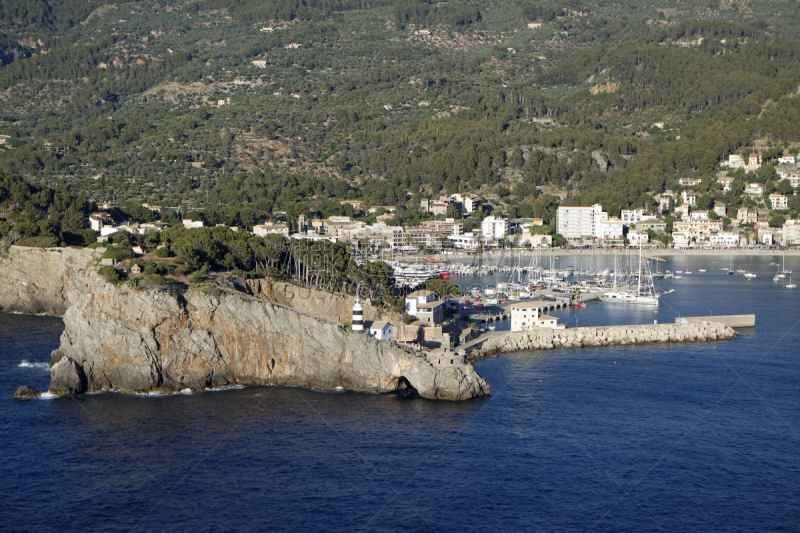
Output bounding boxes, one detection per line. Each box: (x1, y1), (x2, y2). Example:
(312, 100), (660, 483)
(601, 246), (672, 306)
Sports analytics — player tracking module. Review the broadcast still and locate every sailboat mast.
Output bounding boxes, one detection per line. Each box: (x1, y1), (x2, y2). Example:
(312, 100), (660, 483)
(637, 245), (642, 296)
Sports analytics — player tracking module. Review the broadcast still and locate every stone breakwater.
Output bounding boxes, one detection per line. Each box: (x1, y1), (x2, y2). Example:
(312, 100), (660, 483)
(469, 322), (737, 359)
(1, 246), (488, 401)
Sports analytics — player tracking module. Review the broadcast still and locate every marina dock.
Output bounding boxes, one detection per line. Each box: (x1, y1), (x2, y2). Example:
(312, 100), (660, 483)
(458, 289), (599, 324)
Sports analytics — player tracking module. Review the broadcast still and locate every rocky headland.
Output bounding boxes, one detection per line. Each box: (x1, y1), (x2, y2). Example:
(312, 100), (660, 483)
(2, 246), (489, 400)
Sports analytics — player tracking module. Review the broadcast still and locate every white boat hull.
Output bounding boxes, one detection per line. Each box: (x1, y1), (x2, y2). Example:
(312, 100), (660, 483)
(601, 291), (659, 305)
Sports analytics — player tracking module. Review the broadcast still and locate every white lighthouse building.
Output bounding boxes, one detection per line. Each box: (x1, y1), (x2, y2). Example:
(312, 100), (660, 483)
(352, 296), (364, 332)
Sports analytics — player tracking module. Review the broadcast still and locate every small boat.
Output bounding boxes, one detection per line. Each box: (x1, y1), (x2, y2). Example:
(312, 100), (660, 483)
(774, 275), (781, 282)
(684, 269), (692, 274)
(786, 273), (796, 289)
(573, 302), (587, 308)
(736, 269), (746, 273)
(727, 269), (734, 275)
(779, 255), (792, 276)
(744, 272), (757, 279)
(699, 269), (706, 272)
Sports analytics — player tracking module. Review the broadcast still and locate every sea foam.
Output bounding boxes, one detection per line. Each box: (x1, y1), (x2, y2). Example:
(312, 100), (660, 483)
(19, 360), (50, 371)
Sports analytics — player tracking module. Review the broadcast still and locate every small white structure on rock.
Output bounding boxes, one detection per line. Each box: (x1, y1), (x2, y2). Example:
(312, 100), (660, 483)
(352, 297), (364, 332)
(366, 320), (392, 341)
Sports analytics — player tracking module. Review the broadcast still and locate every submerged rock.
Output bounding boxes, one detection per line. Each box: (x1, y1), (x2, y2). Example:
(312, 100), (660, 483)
(13, 386), (42, 399)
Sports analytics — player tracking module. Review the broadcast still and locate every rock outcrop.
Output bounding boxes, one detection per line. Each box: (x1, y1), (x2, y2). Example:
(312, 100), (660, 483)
(13, 385), (42, 399)
(0, 246), (487, 400)
(50, 271), (488, 400)
(0, 246), (100, 315)
(469, 322), (737, 359)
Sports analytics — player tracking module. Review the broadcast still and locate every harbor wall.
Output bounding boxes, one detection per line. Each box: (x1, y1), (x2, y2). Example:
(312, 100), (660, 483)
(676, 315), (755, 328)
(466, 322), (737, 359)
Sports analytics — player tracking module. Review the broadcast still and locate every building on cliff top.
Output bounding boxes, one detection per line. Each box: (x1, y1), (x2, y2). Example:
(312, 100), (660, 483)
(365, 321), (392, 341)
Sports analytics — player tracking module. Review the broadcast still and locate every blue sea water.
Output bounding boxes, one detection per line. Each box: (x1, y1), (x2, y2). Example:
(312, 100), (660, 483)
(1, 254), (799, 532)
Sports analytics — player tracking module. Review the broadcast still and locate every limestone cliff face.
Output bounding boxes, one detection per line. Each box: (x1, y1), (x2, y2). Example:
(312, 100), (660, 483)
(0, 246), (101, 315)
(242, 278), (383, 324)
(50, 271), (489, 400)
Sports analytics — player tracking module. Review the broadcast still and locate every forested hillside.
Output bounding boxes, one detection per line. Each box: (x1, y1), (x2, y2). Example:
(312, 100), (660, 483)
(1, 0), (799, 227)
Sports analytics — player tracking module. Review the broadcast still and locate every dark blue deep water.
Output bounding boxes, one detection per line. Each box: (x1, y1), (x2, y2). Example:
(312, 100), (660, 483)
(1, 254), (799, 532)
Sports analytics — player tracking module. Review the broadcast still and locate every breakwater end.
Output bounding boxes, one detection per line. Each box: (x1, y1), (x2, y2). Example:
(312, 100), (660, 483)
(676, 314), (755, 328)
(466, 321), (738, 360)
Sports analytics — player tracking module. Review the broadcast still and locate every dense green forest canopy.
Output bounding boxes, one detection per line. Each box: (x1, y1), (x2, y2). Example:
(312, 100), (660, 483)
(0, 0), (799, 224)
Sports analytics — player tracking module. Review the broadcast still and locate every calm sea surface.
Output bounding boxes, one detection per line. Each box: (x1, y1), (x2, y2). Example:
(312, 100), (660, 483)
(1, 254), (798, 532)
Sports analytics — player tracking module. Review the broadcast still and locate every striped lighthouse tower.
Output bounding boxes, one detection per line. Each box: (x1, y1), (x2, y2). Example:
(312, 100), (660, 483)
(352, 296), (364, 332)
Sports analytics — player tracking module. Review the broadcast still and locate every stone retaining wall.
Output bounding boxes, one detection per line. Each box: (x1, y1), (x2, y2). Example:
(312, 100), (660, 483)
(468, 322), (737, 359)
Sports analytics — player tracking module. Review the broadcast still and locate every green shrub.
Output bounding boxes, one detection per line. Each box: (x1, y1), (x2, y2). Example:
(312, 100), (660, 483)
(155, 247), (171, 258)
(17, 236), (59, 248)
(147, 274), (167, 285)
(104, 247), (135, 260)
(98, 266), (122, 283)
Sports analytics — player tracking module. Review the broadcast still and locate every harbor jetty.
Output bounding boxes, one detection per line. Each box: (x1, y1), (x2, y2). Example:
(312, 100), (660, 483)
(676, 314), (755, 328)
(464, 321), (738, 360)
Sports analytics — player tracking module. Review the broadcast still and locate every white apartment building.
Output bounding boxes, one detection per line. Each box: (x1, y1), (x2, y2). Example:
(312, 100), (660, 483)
(672, 231), (691, 249)
(770, 193), (788, 210)
(627, 230), (649, 245)
(745, 183), (764, 197)
(710, 232), (740, 248)
(448, 233), (480, 250)
(678, 177), (701, 187)
(621, 209), (645, 225)
(777, 170), (800, 187)
(758, 228), (773, 245)
(594, 215), (624, 240)
(556, 204), (603, 239)
(673, 220), (723, 241)
(681, 190), (696, 206)
(481, 216), (509, 241)
(777, 155), (796, 164)
(782, 220), (800, 246)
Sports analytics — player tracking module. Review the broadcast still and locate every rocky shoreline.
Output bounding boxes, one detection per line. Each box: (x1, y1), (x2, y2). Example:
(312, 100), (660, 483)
(468, 322), (737, 360)
(2, 246), (489, 401)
